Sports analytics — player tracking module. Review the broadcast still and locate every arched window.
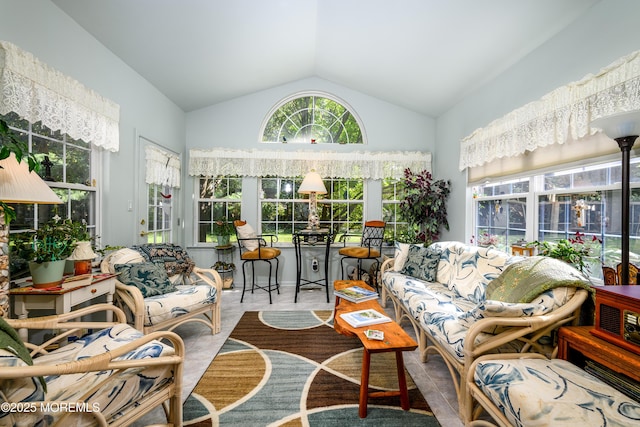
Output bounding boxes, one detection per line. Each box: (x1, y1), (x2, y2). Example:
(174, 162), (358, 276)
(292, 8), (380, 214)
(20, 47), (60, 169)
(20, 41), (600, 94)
(261, 92), (365, 144)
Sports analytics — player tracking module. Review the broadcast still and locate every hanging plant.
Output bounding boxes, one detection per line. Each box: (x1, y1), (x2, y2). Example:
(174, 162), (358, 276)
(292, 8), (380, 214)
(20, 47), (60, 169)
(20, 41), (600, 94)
(400, 168), (451, 245)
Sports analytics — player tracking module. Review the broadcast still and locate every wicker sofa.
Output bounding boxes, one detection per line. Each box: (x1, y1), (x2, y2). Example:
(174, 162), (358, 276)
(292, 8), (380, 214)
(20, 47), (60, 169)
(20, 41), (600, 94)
(101, 243), (222, 335)
(380, 241), (591, 421)
(0, 304), (184, 426)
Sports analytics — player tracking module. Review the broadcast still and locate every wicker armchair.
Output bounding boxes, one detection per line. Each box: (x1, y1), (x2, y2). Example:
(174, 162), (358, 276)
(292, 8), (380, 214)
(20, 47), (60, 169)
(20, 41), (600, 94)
(101, 243), (222, 334)
(0, 304), (184, 426)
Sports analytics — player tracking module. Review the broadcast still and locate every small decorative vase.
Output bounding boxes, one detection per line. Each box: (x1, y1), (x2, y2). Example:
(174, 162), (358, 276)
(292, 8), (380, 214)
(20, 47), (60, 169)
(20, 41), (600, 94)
(29, 260), (66, 288)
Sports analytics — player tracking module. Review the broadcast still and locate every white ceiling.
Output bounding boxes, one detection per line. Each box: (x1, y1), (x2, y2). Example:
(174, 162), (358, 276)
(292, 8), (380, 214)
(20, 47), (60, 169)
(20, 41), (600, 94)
(51, 0), (599, 117)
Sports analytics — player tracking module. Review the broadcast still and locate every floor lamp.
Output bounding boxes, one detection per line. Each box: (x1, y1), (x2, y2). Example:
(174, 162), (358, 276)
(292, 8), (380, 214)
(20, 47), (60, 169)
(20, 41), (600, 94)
(592, 111), (640, 285)
(0, 153), (62, 317)
(298, 170), (327, 230)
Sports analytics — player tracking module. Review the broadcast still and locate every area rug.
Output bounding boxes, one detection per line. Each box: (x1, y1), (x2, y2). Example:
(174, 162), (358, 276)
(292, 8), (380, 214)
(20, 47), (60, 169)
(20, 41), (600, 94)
(182, 310), (440, 426)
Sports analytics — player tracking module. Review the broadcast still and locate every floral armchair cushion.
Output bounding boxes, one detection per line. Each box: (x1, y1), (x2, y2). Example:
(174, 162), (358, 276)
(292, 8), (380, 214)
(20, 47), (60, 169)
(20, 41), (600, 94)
(0, 324), (175, 427)
(130, 243), (196, 276)
(115, 261), (177, 297)
(474, 358), (640, 426)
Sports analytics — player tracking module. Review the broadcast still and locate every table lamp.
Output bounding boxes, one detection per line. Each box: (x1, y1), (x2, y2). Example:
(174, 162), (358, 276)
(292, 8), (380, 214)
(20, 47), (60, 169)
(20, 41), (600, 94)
(591, 110), (640, 284)
(67, 241), (97, 275)
(298, 170), (327, 230)
(0, 152), (62, 317)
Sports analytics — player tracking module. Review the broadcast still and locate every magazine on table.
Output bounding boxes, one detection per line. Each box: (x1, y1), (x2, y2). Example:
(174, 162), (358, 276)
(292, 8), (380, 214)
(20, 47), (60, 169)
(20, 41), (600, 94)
(334, 285), (379, 303)
(339, 308), (392, 328)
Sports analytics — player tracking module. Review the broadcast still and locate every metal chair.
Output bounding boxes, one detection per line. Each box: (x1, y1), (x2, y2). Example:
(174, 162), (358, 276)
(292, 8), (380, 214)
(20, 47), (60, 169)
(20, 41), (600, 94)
(233, 220), (281, 303)
(338, 220), (386, 289)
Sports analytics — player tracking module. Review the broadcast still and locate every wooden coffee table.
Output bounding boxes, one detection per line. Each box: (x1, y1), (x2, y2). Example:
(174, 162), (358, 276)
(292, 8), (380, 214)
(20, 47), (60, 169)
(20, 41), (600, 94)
(333, 280), (418, 418)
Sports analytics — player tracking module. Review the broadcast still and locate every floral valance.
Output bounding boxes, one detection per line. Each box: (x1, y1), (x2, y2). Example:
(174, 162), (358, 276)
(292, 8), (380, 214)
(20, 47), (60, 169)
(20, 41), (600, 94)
(189, 148), (431, 180)
(459, 49), (640, 170)
(0, 41), (120, 151)
(145, 145), (181, 188)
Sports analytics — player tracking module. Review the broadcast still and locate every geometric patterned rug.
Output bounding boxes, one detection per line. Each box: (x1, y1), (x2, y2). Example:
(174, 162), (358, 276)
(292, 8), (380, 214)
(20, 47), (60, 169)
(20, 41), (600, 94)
(183, 310), (440, 426)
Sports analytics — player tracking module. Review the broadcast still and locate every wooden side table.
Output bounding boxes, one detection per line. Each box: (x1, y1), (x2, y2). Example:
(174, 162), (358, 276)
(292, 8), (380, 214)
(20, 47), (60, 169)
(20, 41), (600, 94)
(333, 280), (418, 418)
(558, 326), (640, 383)
(10, 273), (117, 341)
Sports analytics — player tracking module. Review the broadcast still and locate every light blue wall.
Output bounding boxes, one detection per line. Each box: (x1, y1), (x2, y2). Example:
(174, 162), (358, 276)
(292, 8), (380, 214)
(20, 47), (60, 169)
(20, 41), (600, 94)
(436, 0), (640, 243)
(184, 77), (435, 274)
(0, 0), (186, 246)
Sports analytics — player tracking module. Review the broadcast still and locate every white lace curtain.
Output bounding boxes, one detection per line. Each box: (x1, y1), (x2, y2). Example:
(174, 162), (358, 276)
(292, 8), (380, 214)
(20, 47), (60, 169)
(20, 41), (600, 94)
(0, 41), (120, 151)
(459, 49), (640, 170)
(189, 148), (431, 179)
(145, 145), (181, 188)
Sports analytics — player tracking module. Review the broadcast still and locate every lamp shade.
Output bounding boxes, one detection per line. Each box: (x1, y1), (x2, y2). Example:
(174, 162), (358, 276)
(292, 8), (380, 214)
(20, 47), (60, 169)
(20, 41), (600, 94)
(67, 241), (97, 261)
(298, 171), (327, 194)
(0, 153), (62, 204)
(591, 111), (640, 140)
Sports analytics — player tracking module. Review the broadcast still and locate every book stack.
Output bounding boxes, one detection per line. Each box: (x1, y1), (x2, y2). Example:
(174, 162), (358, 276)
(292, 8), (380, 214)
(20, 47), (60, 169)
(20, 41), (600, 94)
(334, 285), (379, 303)
(339, 308), (392, 328)
(60, 274), (93, 289)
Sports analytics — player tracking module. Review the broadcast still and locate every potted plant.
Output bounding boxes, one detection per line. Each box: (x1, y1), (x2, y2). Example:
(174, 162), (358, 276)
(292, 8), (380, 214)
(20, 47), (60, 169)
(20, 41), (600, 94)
(399, 168), (451, 245)
(527, 231), (602, 277)
(212, 220), (234, 247)
(29, 216), (78, 287)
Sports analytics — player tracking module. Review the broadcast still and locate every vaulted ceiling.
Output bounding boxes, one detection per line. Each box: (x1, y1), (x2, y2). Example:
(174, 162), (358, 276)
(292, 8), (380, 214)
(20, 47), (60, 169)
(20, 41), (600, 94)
(51, 0), (599, 116)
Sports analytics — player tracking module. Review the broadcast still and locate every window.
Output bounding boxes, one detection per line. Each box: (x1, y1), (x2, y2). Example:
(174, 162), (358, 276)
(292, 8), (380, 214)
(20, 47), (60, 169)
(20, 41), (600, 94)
(261, 92), (364, 144)
(472, 157), (640, 278)
(473, 178), (529, 250)
(197, 176), (242, 244)
(145, 184), (173, 243)
(382, 178), (410, 242)
(4, 111), (97, 232)
(4, 111), (98, 278)
(260, 176), (364, 241)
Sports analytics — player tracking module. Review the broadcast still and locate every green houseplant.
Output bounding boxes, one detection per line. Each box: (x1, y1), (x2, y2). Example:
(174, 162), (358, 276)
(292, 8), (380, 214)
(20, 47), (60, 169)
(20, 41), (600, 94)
(399, 168), (451, 245)
(527, 231), (602, 276)
(212, 220), (234, 246)
(28, 216), (80, 287)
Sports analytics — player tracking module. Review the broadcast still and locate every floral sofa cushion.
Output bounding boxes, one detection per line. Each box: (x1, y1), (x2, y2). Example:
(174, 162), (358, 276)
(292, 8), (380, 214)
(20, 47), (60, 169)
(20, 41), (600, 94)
(0, 324), (175, 427)
(400, 245), (440, 282)
(428, 242), (513, 303)
(143, 283), (218, 326)
(474, 358), (640, 426)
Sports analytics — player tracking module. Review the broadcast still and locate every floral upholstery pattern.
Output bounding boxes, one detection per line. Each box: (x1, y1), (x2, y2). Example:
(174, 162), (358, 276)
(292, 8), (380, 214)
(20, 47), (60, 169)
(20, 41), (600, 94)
(130, 243), (196, 277)
(114, 261), (177, 297)
(0, 324), (175, 427)
(400, 245), (440, 282)
(474, 358), (640, 426)
(143, 284), (217, 326)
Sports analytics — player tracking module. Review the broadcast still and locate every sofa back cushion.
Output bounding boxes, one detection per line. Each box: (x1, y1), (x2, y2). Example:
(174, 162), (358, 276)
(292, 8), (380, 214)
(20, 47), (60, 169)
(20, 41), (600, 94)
(400, 245), (440, 281)
(115, 261), (177, 297)
(429, 242), (511, 303)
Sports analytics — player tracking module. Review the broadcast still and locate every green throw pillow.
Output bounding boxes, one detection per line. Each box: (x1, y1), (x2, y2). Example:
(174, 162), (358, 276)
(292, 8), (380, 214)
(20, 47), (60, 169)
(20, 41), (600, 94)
(400, 245), (440, 282)
(115, 261), (177, 298)
(485, 256), (590, 303)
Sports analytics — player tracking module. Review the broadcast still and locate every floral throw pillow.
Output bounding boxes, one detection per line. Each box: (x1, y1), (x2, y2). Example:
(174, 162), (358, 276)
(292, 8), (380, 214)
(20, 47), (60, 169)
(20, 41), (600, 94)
(115, 262), (177, 298)
(400, 245), (440, 282)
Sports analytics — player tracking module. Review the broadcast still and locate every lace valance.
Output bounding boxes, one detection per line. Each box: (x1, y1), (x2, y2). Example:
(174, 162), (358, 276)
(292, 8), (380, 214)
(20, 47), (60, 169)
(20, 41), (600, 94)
(145, 145), (181, 188)
(189, 148), (431, 179)
(460, 50), (640, 170)
(0, 41), (120, 152)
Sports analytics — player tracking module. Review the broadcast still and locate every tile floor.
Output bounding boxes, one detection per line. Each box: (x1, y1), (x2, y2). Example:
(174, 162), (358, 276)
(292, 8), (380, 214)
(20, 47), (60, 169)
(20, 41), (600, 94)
(134, 283), (465, 427)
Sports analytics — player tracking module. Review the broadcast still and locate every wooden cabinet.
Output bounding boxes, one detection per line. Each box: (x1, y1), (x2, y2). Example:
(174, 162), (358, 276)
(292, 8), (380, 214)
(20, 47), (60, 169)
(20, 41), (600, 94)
(558, 326), (640, 398)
